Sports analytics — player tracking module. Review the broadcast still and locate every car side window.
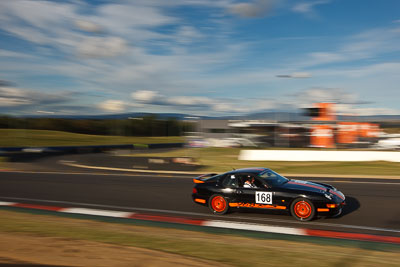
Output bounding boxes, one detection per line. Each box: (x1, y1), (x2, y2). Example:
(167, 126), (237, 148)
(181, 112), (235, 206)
(239, 174), (262, 188)
(222, 174), (238, 188)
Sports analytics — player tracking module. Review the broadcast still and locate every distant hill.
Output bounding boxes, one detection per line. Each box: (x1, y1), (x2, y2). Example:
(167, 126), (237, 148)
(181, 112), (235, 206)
(21, 112), (198, 120)
(15, 112), (400, 122)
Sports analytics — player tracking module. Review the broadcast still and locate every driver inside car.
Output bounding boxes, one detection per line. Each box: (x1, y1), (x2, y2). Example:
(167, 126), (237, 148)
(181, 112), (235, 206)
(243, 176), (257, 188)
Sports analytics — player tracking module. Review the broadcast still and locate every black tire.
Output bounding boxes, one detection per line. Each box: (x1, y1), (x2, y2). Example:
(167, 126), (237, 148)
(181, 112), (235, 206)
(208, 194), (229, 215)
(290, 198), (315, 221)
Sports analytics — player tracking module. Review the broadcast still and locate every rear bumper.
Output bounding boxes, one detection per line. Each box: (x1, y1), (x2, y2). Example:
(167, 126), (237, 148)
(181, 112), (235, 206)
(192, 194), (208, 206)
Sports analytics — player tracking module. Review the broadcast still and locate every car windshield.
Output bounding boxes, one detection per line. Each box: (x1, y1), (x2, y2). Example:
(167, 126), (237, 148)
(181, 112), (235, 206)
(258, 169), (289, 186)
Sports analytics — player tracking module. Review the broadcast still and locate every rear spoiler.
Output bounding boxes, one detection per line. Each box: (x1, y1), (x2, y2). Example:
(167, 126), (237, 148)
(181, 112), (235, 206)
(193, 173), (218, 184)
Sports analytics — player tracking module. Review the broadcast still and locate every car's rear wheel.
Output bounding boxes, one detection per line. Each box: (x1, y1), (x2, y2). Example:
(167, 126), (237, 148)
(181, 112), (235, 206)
(290, 198), (315, 221)
(208, 194), (229, 214)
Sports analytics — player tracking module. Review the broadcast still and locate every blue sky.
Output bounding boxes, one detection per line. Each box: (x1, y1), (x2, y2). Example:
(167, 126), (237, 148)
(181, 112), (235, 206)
(0, 0), (399, 116)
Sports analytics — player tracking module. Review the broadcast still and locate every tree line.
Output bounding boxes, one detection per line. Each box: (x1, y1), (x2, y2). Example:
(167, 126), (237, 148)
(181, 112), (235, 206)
(0, 115), (194, 136)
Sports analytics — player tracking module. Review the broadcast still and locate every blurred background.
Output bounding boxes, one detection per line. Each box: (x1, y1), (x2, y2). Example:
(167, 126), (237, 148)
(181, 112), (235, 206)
(0, 0), (399, 148)
(1, 0), (400, 172)
(1, 1), (400, 266)
(0, 0), (400, 149)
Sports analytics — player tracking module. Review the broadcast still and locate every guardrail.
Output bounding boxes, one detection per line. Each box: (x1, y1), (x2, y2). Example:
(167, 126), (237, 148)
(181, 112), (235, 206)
(0, 144), (133, 154)
(239, 150), (400, 162)
(0, 143), (185, 160)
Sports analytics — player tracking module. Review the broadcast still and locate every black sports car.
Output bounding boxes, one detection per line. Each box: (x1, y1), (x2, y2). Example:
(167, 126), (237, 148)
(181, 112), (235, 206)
(192, 167), (345, 221)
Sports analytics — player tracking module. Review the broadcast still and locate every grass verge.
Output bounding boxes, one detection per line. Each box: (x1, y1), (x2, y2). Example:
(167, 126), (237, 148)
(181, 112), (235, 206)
(0, 210), (399, 267)
(121, 147), (400, 177)
(1, 129), (399, 177)
(0, 129), (183, 147)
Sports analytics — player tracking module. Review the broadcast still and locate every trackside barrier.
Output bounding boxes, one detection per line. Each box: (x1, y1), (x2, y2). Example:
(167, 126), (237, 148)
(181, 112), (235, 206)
(0, 143), (185, 158)
(148, 143), (184, 149)
(239, 150), (400, 162)
(0, 201), (399, 245)
(0, 144), (133, 154)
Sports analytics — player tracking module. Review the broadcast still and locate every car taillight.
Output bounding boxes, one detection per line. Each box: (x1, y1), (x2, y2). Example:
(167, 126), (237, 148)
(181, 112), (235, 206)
(192, 188), (197, 194)
(326, 204), (337, 208)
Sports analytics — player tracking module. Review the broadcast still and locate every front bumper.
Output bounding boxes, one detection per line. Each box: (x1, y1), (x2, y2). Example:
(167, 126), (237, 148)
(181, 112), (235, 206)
(317, 201), (345, 217)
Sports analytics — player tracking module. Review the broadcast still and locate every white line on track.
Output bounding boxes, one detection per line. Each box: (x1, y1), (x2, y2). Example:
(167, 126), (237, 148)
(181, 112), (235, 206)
(1, 196), (399, 234)
(62, 161), (205, 175)
(61, 208), (133, 218)
(204, 220), (305, 235)
(0, 201), (16, 205)
(60, 161), (400, 180)
(2, 170), (400, 185)
(0, 170), (188, 178)
(312, 180), (400, 185)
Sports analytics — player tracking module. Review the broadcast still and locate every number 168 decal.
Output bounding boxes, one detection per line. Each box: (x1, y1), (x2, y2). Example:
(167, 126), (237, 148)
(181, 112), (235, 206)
(255, 191), (272, 204)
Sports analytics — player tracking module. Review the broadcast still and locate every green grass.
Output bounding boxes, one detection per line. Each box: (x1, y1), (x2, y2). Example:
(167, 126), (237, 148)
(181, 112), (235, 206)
(121, 147), (400, 177)
(0, 129), (183, 147)
(0, 210), (399, 267)
(1, 129), (399, 177)
(382, 128), (400, 134)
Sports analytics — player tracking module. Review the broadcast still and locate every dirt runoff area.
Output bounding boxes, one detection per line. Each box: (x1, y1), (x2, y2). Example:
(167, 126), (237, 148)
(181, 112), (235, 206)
(0, 210), (399, 267)
(0, 232), (226, 267)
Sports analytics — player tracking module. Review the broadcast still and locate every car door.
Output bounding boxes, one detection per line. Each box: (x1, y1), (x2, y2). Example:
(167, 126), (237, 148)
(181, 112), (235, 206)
(236, 173), (274, 207)
(219, 173), (240, 202)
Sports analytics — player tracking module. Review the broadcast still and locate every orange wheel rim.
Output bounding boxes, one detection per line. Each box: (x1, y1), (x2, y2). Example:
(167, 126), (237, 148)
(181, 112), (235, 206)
(294, 201), (312, 218)
(211, 196), (226, 212)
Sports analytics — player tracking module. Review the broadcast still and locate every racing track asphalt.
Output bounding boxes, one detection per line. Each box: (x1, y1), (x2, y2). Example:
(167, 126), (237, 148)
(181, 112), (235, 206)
(0, 168), (399, 238)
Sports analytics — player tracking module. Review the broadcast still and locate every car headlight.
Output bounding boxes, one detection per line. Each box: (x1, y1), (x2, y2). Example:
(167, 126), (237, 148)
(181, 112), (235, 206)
(324, 193), (333, 200)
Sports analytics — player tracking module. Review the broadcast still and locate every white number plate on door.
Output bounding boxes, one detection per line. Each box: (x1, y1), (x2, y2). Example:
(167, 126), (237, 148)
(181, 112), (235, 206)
(255, 191), (272, 204)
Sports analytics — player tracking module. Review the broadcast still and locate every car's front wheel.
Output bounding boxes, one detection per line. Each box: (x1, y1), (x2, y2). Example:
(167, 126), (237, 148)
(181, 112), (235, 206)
(290, 198), (315, 221)
(208, 194), (229, 214)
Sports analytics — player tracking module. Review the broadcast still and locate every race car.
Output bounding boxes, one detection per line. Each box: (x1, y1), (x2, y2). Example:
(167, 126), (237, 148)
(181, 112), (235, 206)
(192, 167), (345, 221)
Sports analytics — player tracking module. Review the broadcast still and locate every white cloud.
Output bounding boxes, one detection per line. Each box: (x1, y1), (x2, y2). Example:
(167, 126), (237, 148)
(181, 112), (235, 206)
(307, 62), (400, 80)
(167, 96), (214, 106)
(292, 0), (330, 17)
(4, 24), (50, 44)
(127, 89), (294, 114)
(0, 86), (33, 106)
(98, 100), (126, 112)
(131, 90), (212, 107)
(75, 20), (103, 33)
(229, 0), (277, 18)
(100, 92), (254, 114)
(131, 90), (161, 102)
(0, 86), (73, 108)
(0, 0), (245, 98)
(277, 72), (312, 78)
(98, 88), (400, 116)
(301, 25), (400, 68)
(175, 26), (204, 44)
(0, 97), (32, 106)
(308, 52), (345, 65)
(94, 3), (178, 36)
(0, 0), (78, 47)
(0, 0), (398, 116)
(290, 88), (400, 116)
(78, 36), (127, 58)
(294, 88), (360, 107)
(0, 49), (36, 59)
(335, 104), (400, 116)
(339, 62), (400, 78)
(0, 0), (76, 29)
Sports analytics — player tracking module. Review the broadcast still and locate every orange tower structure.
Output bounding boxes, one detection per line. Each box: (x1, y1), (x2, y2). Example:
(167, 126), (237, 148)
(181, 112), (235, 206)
(306, 103), (380, 148)
(308, 103), (336, 148)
